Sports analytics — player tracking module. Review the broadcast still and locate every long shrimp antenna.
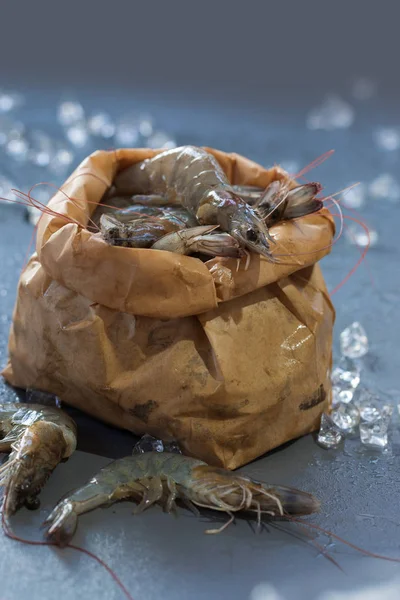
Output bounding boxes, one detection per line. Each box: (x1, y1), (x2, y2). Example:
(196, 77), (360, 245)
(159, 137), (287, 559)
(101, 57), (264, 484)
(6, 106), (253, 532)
(268, 520), (343, 572)
(287, 516), (400, 565)
(1, 493), (134, 600)
(290, 150), (335, 180)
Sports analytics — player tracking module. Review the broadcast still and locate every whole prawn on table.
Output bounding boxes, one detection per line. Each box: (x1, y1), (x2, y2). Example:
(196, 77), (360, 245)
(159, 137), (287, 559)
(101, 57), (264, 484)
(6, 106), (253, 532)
(96, 146), (323, 259)
(44, 451), (319, 546)
(0, 403), (77, 516)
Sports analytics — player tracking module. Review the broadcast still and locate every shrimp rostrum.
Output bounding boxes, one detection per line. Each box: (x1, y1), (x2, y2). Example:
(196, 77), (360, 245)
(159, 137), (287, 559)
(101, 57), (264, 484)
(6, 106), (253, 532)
(0, 404), (77, 516)
(44, 452), (319, 546)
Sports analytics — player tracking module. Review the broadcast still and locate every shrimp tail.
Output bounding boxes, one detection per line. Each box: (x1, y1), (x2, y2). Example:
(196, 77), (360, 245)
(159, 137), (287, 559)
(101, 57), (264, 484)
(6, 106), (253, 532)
(281, 183), (323, 220)
(186, 465), (320, 519)
(43, 500), (78, 547)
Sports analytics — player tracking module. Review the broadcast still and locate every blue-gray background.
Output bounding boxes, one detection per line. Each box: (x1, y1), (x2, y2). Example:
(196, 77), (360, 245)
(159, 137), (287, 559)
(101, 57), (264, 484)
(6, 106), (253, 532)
(0, 2), (399, 600)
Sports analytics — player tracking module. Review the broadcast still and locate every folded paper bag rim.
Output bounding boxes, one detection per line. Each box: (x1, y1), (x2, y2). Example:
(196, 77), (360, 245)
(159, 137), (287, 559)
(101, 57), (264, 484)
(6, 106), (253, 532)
(34, 147), (335, 319)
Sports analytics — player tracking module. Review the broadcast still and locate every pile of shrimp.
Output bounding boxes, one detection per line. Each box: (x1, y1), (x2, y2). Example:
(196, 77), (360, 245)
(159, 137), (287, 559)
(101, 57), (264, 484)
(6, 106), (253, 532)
(94, 145), (325, 261)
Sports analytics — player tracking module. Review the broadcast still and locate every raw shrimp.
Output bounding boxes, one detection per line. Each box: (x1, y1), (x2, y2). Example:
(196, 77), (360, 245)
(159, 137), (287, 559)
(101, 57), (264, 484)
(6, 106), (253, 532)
(151, 225), (244, 258)
(113, 146), (274, 258)
(99, 213), (181, 248)
(44, 452), (319, 546)
(0, 403), (77, 516)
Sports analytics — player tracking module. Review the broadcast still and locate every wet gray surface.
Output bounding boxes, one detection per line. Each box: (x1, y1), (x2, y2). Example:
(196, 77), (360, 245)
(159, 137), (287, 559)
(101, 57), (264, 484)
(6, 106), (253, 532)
(0, 90), (400, 599)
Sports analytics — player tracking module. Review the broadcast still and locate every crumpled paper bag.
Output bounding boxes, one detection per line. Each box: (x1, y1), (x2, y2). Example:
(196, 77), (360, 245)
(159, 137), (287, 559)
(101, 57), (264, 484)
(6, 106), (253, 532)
(2, 147), (335, 469)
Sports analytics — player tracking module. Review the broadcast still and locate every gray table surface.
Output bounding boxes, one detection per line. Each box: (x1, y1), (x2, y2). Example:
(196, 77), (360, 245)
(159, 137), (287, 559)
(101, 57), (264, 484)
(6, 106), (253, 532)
(0, 88), (399, 600)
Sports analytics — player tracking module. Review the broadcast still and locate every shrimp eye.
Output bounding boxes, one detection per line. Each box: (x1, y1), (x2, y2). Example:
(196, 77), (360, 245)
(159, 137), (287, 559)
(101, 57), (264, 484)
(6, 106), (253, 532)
(246, 228), (258, 242)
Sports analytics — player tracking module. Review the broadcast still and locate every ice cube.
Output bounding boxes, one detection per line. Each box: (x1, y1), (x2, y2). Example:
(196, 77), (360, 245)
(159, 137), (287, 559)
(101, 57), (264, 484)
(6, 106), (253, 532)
(369, 173), (400, 203)
(307, 95), (354, 131)
(331, 404), (360, 433)
(0, 175), (16, 200)
(373, 127), (400, 152)
(0, 117), (25, 146)
(58, 100), (85, 127)
(50, 146), (74, 174)
(132, 434), (182, 455)
(28, 130), (54, 167)
(138, 115), (154, 138)
(317, 413), (343, 449)
(133, 434), (164, 454)
(360, 419), (389, 449)
(340, 322), (368, 359)
(332, 357), (361, 389)
(345, 224), (378, 248)
(88, 112), (116, 139)
(66, 121), (89, 148)
(6, 137), (29, 162)
(26, 388), (61, 408)
(332, 386), (354, 406)
(147, 131), (176, 149)
(342, 183), (366, 209)
(115, 113), (140, 147)
(0, 90), (24, 113)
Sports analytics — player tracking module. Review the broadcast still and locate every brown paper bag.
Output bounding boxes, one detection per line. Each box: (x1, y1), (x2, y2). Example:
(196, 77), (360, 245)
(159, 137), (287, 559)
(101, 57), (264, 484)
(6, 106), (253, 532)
(2, 147), (335, 469)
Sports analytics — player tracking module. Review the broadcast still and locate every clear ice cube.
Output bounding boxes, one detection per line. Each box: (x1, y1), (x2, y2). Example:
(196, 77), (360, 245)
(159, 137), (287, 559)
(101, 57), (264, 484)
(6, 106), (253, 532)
(332, 357), (360, 389)
(332, 386), (354, 406)
(317, 413), (343, 449)
(340, 322), (369, 359)
(345, 224), (378, 248)
(50, 146), (74, 174)
(133, 434), (182, 455)
(6, 137), (29, 162)
(331, 404), (360, 433)
(28, 130), (54, 167)
(26, 388), (61, 408)
(0, 90), (24, 113)
(0, 175), (16, 200)
(115, 113), (140, 146)
(373, 128), (400, 152)
(88, 112), (116, 139)
(369, 173), (400, 203)
(342, 183), (366, 209)
(66, 122), (89, 148)
(307, 95), (354, 131)
(58, 100), (85, 127)
(146, 131), (176, 150)
(0, 117), (25, 146)
(138, 115), (154, 138)
(360, 419), (389, 449)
